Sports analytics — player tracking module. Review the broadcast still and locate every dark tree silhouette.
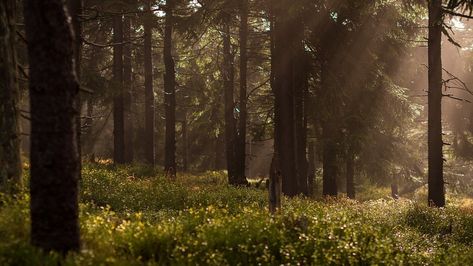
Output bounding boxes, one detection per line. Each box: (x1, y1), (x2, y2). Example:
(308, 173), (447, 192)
(235, 0), (249, 185)
(144, 0), (156, 166)
(164, 0), (177, 176)
(427, 0), (445, 207)
(0, 0), (21, 188)
(113, 14), (126, 164)
(222, 10), (238, 184)
(24, 0), (80, 252)
(123, 10), (134, 163)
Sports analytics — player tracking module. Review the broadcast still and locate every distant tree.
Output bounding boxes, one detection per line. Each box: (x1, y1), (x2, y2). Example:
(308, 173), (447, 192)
(144, 0), (155, 166)
(271, 0), (306, 196)
(0, 0), (21, 188)
(123, 3), (134, 163)
(222, 8), (238, 184)
(24, 0), (80, 252)
(164, 0), (177, 176)
(235, 0), (249, 184)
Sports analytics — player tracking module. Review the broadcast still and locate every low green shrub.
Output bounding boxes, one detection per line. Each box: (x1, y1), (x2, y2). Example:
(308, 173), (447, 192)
(0, 164), (471, 265)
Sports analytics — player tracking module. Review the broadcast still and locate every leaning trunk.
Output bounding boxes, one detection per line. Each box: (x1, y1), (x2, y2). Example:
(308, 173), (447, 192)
(0, 0), (22, 188)
(24, 0), (80, 252)
(164, 1), (177, 176)
(427, 0), (445, 207)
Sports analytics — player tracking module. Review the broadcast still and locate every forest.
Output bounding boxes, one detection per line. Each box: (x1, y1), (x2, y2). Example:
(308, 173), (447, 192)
(2, 0), (473, 264)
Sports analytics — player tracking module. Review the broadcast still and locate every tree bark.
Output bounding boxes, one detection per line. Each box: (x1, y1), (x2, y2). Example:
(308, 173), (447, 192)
(123, 14), (134, 163)
(235, 0), (249, 185)
(144, 1), (155, 166)
(113, 14), (126, 164)
(307, 141), (316, 197)
(164, 1), (177, 176)
(427, 0), (445, 207)
(322, 123), (338, 197)
(272, 1), (304, 196)
(0, 0), (22, 188)
(223, 11), (238, 184)
(67, 0), (83, 180)
(24, 0), (80, 252)
(295, 47), (309, 196)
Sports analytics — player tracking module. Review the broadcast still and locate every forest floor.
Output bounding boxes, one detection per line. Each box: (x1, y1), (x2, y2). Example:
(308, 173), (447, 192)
(1, 163), (473, 265)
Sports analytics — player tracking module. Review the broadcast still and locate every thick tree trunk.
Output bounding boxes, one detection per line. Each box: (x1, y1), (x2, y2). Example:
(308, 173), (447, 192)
(164, 1), (177, 176)
(24, 0), (80, 252)
(346, 148), (355, 199)
(223, 12), (238, 184)
(427, 0), (445, 207)
(123, 14), (134, 163)
(0, 0), (22, 188)
(113, 14), (126, 164)
(235, 0), (249, 185)
(144, 1), (155, 166)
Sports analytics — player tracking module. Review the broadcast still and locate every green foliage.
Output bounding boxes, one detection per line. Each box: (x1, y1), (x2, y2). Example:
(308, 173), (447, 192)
(0, 165), (472, 265)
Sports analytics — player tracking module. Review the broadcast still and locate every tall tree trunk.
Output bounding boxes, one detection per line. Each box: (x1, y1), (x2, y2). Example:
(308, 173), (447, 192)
(123, 14), (134, 163)
(67, 0), (83, 180)
(346, 147), (355, 199)
(113, 14), (125, 164)
(295, 48), (309, 196)
(223, 11), (238, 184)
(427, 0), (445, 207)
(215, 130), (226, 170)
(235, 0), (249, 185)
(307, 141), (316, 197)
(0, 0), (22, 188)
(273, 1), (301, 196)
(164, 1), (176, 176)
(144, 1), (155, 166)
(321, 55), (338, 197)
(24, 0), (80, 252)
(182, 117), (188, 171)
(322, 127), (338, 196)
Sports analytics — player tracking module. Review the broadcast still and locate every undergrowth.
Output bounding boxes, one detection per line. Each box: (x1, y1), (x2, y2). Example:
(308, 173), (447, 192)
(0, 163), (472, 265)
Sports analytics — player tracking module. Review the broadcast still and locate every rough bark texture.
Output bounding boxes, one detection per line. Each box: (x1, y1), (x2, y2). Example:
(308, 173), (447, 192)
(144, 1), (155, 166)
(223, 12), (238, 184)
(164, 1), (177, 176)
(0, 0), (22, 187)
(24, 0), (80, 252)
(235, 0), (249, 185)
(427, 0), (445, 207)
(123, 14), (134, 163)
(113, 14), (126, 164)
